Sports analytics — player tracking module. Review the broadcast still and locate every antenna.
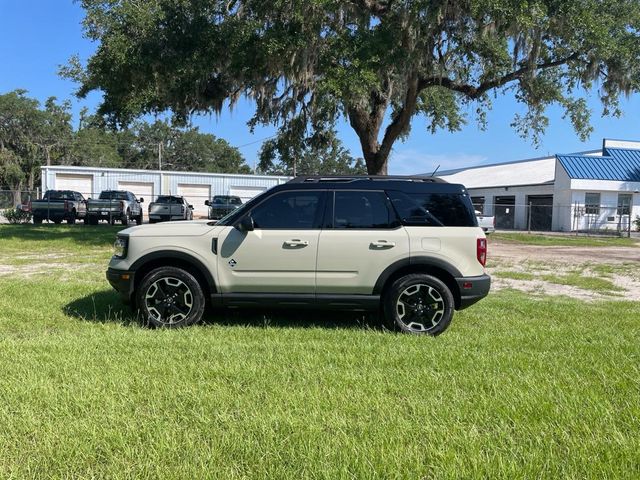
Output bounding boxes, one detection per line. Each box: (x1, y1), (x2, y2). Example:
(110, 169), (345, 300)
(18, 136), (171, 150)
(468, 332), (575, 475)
(431, 164), (440, 177)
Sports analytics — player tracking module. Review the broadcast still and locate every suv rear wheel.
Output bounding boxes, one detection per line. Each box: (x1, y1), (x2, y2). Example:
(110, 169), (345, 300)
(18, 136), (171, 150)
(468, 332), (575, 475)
(384, 274), (454, 335)
(137, 266), (205, 328)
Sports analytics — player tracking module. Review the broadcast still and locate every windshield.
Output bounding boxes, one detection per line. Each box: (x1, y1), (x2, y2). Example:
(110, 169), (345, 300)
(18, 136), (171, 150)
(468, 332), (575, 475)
(99, 191), (128, 200)
(45, 191), (75, 201)
(212, 196), (242, 205)
(215, 192), (266, 225)
(155, 196), (181, 204)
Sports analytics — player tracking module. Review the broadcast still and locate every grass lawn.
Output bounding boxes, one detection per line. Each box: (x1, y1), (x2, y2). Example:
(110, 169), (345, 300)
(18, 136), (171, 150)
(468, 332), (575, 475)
(490, 231), (640, 247)
(1, 225), (639, 478)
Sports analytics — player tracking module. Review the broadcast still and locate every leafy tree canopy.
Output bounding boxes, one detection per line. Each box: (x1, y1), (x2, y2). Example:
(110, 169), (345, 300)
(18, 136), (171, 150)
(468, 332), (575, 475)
(69, 0), (640, 174)
(259, 127), (365, 176)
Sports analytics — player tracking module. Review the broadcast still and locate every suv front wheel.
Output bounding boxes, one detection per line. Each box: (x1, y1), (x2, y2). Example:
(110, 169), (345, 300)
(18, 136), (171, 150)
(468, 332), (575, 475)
(384, 274), (454, 335)
(137, 266), (205, 328)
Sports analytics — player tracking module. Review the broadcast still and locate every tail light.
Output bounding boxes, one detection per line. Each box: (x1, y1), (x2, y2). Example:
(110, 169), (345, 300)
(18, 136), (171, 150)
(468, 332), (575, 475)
(477, 238), (487, 266)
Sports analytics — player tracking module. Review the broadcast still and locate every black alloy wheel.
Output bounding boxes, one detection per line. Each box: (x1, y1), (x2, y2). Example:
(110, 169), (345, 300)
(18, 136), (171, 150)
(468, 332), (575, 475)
(384, 274), (454, 335)
(137, 266), (205, 328)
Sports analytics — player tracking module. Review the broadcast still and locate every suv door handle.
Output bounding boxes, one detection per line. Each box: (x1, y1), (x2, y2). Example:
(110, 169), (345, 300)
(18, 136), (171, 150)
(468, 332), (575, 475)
(370, 240), (395, 249)
(284, 239), (309, 248)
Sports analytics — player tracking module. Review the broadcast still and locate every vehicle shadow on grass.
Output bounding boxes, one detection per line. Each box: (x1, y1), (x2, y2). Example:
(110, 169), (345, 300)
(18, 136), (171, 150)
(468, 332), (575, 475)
(64, 290), (386, 331)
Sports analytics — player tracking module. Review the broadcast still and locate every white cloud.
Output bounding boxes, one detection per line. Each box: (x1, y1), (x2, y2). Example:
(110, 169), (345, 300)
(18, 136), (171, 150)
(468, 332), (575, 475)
(388, 149), (488, 175)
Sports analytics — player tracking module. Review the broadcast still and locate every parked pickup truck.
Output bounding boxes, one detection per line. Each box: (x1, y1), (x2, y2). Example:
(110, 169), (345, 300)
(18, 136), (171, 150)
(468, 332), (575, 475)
(31, 190), (87, 224)
(87, 190), (144, 225)
(475, 210), (495, 234)
(205, 195), (243, 220)
(148, 195), (193, 223)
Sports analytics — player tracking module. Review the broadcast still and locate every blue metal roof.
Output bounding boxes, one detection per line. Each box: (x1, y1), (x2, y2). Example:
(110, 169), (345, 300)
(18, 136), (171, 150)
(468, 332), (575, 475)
(557, 148), (640, 181)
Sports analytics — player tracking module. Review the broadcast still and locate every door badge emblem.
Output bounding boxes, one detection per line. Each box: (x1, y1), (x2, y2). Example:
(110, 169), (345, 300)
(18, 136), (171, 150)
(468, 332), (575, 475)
(228, 259), (237, 267)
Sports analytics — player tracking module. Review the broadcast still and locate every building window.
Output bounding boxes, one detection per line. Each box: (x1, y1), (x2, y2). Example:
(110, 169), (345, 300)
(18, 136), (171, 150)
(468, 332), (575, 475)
(584, 193), (600, 215)
(617, 194), (632, 215)
(471, 196), (485, 214)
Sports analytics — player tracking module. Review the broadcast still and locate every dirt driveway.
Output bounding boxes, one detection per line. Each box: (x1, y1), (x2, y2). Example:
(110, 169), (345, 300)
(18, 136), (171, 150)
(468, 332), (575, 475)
(488, 239), (640, 301)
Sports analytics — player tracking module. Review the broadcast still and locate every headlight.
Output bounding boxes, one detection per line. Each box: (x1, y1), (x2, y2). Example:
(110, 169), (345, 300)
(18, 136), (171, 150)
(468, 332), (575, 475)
(113, 236), (128, 259)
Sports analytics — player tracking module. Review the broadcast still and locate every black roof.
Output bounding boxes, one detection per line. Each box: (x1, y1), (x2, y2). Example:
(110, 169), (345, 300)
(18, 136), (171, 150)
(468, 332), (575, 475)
(280, 175), (467, 194)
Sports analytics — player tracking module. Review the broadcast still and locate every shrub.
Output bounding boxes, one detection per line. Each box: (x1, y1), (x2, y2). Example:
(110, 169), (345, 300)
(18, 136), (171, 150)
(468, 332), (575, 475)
(635, 215), (640, 232)
(2, 207), (32, 224)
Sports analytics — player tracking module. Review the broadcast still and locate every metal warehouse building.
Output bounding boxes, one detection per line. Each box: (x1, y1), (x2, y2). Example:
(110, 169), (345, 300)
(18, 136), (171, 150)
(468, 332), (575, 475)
(437, 138), (640, 233)
(40, 166), (290, 218)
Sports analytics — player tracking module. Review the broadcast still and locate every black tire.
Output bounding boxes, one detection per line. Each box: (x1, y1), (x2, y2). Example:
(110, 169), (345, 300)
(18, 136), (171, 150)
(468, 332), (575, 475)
(136, 266), (205, 328)
(122, 210), (129, 226)
(383, 274), (454, 336)
(68, 211), (76, 224)
(135, 213), (143, 225)
(149, 219), (156, 224)
(33, 215), (42, 224)
(53, 218), (62, 224)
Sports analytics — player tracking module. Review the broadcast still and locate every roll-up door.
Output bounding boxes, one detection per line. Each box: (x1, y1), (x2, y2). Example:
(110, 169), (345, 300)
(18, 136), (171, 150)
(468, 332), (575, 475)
(117, 181), (154, 202)
(177, 184), (211, 218)
(229, 185), (267, 203)
(54, 174), (93, 198)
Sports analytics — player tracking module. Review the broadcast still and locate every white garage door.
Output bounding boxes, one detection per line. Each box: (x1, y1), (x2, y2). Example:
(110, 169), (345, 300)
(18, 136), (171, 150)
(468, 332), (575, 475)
(177, 184), (211, 218)
(117, 181), (154, 202)
(54, 174), (93, 198)
(229, 185), (267, 203)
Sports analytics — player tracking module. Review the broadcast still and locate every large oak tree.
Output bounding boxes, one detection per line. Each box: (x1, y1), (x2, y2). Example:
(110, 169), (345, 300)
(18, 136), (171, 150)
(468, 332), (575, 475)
(70, 0), (640, 174)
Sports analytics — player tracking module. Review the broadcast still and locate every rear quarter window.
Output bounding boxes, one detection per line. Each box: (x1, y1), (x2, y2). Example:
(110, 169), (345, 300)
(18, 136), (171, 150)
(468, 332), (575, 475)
(387, 190), (477, 227)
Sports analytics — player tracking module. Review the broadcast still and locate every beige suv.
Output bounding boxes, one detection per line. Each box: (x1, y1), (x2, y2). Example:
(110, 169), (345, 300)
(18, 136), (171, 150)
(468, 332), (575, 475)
(107, 176), (490, 335)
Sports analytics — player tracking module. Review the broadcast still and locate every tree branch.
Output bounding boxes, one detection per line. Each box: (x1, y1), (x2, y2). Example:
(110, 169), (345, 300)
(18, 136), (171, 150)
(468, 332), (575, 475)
(352, 0), (392, 16)
(419, 52), (581, 99)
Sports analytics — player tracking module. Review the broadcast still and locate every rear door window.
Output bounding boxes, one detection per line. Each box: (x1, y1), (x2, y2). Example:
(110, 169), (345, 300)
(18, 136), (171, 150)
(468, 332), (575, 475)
(332, 191), (398, 229)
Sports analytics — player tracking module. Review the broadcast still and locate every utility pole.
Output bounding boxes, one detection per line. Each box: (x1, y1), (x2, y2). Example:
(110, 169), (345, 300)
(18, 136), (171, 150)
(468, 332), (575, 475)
(158, 142), (163, 197)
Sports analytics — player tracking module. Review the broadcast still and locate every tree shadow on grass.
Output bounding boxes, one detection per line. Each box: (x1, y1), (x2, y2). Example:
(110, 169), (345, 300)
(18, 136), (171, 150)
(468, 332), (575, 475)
(64, 290), (386, 332)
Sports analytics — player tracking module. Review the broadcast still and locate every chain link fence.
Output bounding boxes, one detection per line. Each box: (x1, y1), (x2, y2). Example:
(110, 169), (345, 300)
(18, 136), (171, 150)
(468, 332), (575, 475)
(473, 201), (637, 237)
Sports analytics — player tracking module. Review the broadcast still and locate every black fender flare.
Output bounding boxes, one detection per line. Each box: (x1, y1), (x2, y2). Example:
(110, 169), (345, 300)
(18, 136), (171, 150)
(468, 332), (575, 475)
(373, 256), (463, 295)
(130, 250), (216, 293)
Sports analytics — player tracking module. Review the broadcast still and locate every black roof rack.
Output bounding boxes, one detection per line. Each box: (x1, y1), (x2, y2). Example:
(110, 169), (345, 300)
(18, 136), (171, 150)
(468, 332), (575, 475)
(287, 175), (447, 184)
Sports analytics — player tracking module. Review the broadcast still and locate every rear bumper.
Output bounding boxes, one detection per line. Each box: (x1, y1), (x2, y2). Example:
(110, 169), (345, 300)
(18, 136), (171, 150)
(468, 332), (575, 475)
(455, 274), (491, 310)
(106, 268), (135, 304)
(149, 214), (183, 222)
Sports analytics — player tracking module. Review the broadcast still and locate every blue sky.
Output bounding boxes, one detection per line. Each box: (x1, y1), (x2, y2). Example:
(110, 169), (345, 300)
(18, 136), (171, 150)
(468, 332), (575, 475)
(2, 0), (640, 174)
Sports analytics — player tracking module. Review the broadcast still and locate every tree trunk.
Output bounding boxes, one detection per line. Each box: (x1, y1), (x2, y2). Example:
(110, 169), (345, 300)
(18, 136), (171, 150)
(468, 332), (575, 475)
(12, 188), (21, 208)
(362, 148), (389, 175)
(349, 75), (421, 176)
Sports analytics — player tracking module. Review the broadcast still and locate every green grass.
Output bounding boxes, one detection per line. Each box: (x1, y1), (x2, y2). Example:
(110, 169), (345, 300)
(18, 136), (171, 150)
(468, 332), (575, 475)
(1, 225), (640, 478)
(492, 271), (536, 281)
(491, 232), (639, 247)
(541, 273), (623, 294)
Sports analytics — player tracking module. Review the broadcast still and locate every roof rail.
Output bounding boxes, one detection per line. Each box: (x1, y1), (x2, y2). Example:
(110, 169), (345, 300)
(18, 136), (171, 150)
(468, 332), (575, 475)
(287, 175), (447, 184)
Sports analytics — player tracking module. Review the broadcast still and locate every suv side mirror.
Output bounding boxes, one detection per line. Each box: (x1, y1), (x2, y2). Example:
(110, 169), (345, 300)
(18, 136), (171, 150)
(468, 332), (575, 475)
(189, 205), (194, 209)
(139, 197), (144, 203)
(236, 215), (254, 232)
(204, 200), (210, 206)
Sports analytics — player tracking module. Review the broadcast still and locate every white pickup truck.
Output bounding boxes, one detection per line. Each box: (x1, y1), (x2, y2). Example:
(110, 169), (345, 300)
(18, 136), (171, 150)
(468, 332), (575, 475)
(475, 210), (495, 233)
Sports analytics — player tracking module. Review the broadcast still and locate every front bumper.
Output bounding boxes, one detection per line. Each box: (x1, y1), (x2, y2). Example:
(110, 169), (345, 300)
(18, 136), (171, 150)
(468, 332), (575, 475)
(106, 268), (135, 304)
(455, 274), (491, 310)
